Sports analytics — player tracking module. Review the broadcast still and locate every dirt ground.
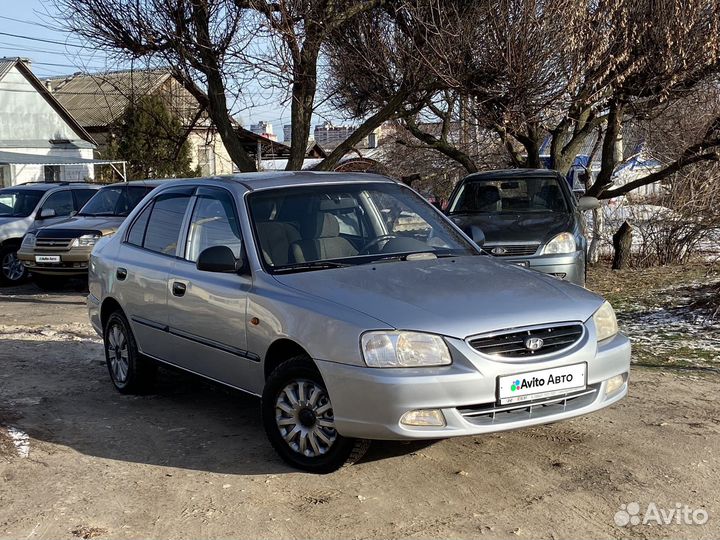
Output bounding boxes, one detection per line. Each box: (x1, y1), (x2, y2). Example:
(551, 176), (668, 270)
(1, 265), (719, 540)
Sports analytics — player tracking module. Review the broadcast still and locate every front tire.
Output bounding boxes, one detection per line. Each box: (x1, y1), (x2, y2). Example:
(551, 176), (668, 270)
(0, 245), (27, 285)
(262, 357), (370, 473)
(103, 310), (156, 394)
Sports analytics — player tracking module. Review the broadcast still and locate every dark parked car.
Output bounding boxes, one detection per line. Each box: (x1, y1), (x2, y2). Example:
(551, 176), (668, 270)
(446, 169), (599, 286)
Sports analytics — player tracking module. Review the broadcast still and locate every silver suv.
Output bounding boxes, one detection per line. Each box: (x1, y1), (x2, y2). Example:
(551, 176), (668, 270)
(88, 172), (630, 472)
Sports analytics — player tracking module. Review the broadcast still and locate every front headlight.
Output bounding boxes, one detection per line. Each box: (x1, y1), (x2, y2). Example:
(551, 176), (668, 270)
(21, 233), (36, 248)
(71, 234), (101, 248)
(361, 331), (452, 367)
(593, 301), (618, 341)
(543, 232), (576, 254)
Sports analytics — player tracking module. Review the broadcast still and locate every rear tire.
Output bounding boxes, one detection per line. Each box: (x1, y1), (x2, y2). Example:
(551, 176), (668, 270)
(0, 244), (28, 285)
(262, 356), (370, 473)
(103, 310), (156, 394)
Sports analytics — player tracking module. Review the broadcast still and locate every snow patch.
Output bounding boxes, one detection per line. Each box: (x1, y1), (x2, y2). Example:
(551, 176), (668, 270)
(6, 427), (30, 458)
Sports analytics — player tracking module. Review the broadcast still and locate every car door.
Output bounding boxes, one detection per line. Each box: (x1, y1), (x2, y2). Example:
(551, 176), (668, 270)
(116, 186), (195, 360)
(166, 186), (258, 390)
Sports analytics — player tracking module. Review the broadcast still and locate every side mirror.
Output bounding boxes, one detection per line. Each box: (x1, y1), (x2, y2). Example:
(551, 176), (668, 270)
(430, 200), (444, 212)
(39, 208), (56, 219)
(470, 225), (485, 246)
(196, 245), (242, 273)
(70, 210), (78, 217)
(577, 196), (600, 211)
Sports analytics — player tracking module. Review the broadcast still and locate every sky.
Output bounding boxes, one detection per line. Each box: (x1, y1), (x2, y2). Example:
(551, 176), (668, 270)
(0, 0), (343, 141)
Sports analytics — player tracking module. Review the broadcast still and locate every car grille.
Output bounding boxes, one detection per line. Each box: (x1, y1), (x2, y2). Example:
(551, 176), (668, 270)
(35, 238), (74, 251)
(468, 323), (584, 358)
(457, 385), (599, 426)
(486, 244), (539, 257)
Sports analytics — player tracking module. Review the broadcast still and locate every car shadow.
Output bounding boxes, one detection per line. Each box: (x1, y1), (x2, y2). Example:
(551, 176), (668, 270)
(1, 338), (426, 475)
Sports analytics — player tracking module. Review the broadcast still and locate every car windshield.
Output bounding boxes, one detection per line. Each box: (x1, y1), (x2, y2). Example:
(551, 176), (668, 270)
(79, 185), (152, 217)
(448, 176), (569, 214)
(0, 190), (44, 217)
(249, 182), (478, 272)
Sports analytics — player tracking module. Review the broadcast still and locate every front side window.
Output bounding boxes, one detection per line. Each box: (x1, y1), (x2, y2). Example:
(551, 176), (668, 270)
(249, 182), (477, 271)
(448, 176), (569, 214)
(185, 189), (243, 262)
(0, 190), (43, 217)
(41, 190), (74, 217)
(143, 193), (192, 256)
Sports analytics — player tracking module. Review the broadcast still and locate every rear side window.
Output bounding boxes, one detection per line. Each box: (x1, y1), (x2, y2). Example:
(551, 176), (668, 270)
(142, 193), (192, 256)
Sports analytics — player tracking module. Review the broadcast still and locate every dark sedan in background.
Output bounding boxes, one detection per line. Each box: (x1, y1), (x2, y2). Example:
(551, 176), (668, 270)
(446, 169), (599, 287)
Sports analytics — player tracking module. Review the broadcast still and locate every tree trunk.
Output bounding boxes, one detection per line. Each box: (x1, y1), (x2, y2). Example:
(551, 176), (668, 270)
(286, 43), (321, 171)
(587, 205), (603, 264)
(587, 99), (624, 197)
(612, 221), (633, 270)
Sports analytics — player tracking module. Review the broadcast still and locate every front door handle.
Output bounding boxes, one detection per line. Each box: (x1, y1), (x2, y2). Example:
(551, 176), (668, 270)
(116, 267), (127, 281)
(172, 282), (186, 297)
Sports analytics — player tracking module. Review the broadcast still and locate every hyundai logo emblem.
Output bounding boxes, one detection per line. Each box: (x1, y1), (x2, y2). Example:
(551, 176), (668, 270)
(491, 247), (507, 255)
(524, 337), (544, 351)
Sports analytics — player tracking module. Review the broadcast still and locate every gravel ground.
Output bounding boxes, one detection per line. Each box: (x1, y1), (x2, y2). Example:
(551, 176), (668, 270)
(1, 269), (719, 540)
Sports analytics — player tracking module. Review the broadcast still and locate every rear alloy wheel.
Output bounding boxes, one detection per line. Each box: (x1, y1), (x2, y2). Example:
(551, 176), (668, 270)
(103, 311), (156, 394)
(0, 245), (27, 285)
(262, 357), (370, 473)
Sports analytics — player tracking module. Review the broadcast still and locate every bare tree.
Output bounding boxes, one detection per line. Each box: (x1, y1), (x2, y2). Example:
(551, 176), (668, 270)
(54, 0), (390, 172)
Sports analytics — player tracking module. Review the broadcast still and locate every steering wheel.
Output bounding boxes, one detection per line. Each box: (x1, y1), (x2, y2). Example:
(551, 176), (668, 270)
(359, 234), (398, 254)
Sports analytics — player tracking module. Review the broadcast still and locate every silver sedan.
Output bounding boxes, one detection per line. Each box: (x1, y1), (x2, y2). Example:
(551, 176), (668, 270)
(88, 172), (630, 472)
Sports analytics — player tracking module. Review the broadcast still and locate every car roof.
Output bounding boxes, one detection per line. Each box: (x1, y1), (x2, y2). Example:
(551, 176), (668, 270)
(157, 171), (397, 192)
(0, 182), (93, 192)
(102, 179), (174, 188)
(462, 169), (561, 181)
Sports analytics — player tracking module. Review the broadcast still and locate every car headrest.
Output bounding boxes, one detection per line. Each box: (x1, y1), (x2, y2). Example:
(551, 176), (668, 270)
(300, 213), (339, 239)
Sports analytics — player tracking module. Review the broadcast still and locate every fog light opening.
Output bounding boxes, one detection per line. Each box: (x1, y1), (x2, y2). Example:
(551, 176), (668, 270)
(400, 409), (446, 427)
(606, 373), (627, 396)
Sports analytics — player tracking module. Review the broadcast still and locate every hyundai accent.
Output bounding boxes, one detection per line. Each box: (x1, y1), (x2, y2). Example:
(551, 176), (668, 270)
(87, 172), (630, 472)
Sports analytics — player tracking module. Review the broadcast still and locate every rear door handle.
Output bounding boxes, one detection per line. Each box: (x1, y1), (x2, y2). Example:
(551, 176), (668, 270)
(116, 267), (127, 281)
(172, 282), (186, 297)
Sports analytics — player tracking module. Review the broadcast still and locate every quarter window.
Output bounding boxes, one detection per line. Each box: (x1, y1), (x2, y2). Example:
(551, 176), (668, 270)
(185, 190), (242, 262)
(142, 193), (192, 256)
(126, 203), (152, 247)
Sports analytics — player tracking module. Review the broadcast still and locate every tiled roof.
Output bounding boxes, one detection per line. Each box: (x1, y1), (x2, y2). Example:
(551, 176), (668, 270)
(46, 70), (175, 128)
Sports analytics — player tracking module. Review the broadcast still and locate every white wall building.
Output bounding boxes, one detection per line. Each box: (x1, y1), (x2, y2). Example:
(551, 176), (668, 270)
(0, 58), (98, 186)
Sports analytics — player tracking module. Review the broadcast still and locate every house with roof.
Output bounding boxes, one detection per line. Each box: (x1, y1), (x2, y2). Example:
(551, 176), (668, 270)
(47, 69), (240, 177)
(0, 58), (107, 187)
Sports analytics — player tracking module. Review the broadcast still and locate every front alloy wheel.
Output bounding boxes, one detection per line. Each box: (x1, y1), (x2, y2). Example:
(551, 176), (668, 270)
(0, 246), (27, 285)
(262, 357), (370, 473)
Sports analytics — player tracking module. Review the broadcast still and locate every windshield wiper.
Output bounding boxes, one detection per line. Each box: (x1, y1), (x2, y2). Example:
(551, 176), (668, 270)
(273, 260), (352, 273)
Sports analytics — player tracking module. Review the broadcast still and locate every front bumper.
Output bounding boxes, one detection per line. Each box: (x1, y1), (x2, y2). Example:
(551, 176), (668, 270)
(497, 250), (584, 286)
(18, 245), (91, 275)
(317, 332), (630, 440)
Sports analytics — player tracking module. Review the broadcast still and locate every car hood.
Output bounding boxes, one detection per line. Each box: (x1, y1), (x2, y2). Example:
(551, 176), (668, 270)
(449, 212), (574, 244)
(36, 216), (125, 237)
(0, 216), (30, 241)
(273, 256), (603, 338)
